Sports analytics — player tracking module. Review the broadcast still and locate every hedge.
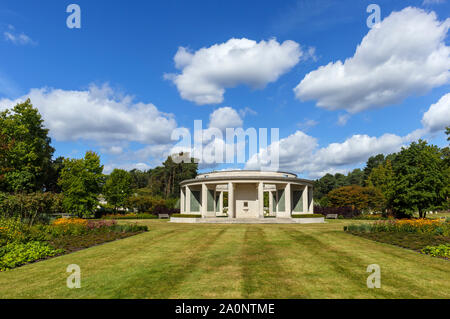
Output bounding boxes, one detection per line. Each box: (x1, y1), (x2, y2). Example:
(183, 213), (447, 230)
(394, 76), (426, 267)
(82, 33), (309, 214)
(291, 214), (324, 218)
(102, 213), (158, 220)
(314, 206), (361, 218)
(0, 192), (64, 225)
(171, 214), (202, 218)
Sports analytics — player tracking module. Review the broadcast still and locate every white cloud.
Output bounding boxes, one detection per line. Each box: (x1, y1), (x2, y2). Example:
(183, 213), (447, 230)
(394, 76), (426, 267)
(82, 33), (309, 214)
(3, 25), (36, 45)
(294, 7), (450, 113)
(421, 93), (450, 132)
(246, 130), (416, 179)
(0, 84), (177, 145)
(101, 146), (124, 155)
(166, 38), (304, 105)
(209, 106), (243, 131)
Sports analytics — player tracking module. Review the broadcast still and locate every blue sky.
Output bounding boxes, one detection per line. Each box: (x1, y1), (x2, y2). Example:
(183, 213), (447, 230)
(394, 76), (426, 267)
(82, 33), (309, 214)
(0, 0), (449, 178)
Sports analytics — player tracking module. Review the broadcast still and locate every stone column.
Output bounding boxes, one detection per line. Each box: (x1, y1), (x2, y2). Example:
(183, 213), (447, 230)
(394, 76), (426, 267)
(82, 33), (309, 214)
(180, 187), (185, 213)
(258, 182), (264, 218)
(302, 185), (308, 213)
(219, 191), (223, 214)
(228, 182), (234, 218)
(201, 183), (207, 218)
(186, 186), (191, 214)
(285, 183), (291, 216)
(269, 191), (273, 216)
(309, 187), (314, 213)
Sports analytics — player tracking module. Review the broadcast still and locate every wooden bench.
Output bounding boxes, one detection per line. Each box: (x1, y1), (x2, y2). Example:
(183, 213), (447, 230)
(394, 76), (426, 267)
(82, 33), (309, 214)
(326, 214), (338, 219)
(158, 213), (170, 219)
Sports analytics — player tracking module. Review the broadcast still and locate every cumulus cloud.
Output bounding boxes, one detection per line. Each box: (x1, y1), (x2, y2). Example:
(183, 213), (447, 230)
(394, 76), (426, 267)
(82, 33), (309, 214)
(294, 7), (450, 113)
(246, 130), (412, 178)
(209, 106), (243, 131)
(422, 93), (450, 132)
(166, 38), (305, 105)
(0, 84), (177, 145)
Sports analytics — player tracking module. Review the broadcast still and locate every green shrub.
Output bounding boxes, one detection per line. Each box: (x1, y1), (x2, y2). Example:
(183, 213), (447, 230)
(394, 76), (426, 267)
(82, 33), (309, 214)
(0, 241), (63, 271)
(171, 214), (201, 218)
(102, 213), (157, 220)
(0, 193), (64, 225)
(291, 214), (324, 218)
(344, 223), (373, 233)
(113, 223), (148, 232)
(421, 244), (450, 258)
(126, 195), (166, 213)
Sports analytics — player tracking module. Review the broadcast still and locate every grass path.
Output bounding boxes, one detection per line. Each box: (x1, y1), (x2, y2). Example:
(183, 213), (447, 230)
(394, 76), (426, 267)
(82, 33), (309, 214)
(0, 220), (448, 299)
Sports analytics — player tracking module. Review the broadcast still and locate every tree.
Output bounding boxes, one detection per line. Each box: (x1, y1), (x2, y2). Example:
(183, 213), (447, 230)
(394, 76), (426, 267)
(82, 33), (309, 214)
(129, 169), (149, 189)
(347, 168), (364, 186)
(0, 133), (14, 190)
(327, 185), (384, 212)
(391, 140), (448, 218)
(0, 99), (54, 192)
(43, 156), (65, 193)
(363, 154), (385, 185)
(367, 160), (395, 214)
(103, 169), (132, 212)
(314, 174), (337, 200)
(58, 151), (104, 217)
(143, 153), (198, 198)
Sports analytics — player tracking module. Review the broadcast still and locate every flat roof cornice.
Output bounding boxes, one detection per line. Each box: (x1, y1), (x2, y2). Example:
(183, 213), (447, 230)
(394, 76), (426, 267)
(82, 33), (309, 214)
(180, 175), (314, 186)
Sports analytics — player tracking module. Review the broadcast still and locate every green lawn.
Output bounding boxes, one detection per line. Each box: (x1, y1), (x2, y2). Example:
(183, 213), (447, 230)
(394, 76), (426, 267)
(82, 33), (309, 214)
(0, 219), (448, 299)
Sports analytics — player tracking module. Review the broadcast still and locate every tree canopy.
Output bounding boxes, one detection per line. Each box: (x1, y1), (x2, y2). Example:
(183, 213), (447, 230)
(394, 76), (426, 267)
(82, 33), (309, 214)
(58, 151), (104, 217)
(327, 185), (384, 212)
(0, 99), (54, 192)
(390, 140), (448, 218)
(103, 169), (133, 211)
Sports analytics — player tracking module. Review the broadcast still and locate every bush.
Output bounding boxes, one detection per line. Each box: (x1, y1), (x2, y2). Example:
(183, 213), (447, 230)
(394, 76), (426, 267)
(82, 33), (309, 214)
(0, 241), (63, 271)
(126, 195), (166, 213)
(113, 223), (148, 232)
(421, 244), (450, 258)
(102, 213), (157, 220)
(291, 214), (324, 218)
(0, 193), (64, 225)
(314, 205), (361, 218)
(171, 214), (201, 218)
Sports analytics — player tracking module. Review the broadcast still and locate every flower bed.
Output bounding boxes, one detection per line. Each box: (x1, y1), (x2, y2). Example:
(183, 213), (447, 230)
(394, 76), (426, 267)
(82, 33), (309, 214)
(344, 219), (450, 236)
(0, 217), (148, 271)
(344, 219), (450, 259)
